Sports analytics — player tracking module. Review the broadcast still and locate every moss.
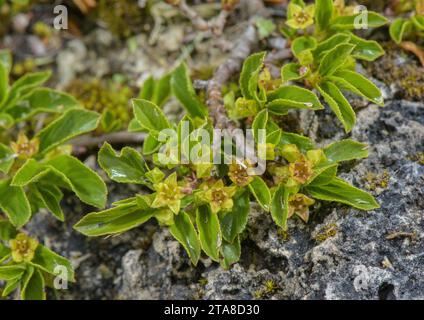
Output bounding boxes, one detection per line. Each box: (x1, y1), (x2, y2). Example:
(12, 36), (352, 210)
(408, 152), (424, 165)
(66, 78), (133, 132)
(253, 290), (264, 299)
(365, 44), (424, 101)
(94, 0), (148, 38)
(198, 278), (208, 286)
(253, 279), (279, 299)
(264, 279), (278, 294)
(277, 228), (291, 241)
(362, 170), (390, 191)
(314, 223), (338, 243)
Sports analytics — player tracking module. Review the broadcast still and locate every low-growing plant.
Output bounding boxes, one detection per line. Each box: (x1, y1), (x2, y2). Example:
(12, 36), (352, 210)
(66, 78), (134, 134)
(281, 0), (388, 42)
(1, 0), (392, 299)
(278, 0), (388, 132)
(0, 52), (107, 299)
(0, 229), (74, 299)
(282, 33), (385, 131)
(74, 56), (379, 269)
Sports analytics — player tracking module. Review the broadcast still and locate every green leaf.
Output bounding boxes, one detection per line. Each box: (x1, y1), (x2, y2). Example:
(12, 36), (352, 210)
(152, 73), (172, 107)
(100, 110), (121, 133)
(74, 204), (153, 236)
(315, 0), (333, 31)
(0, 219), (17, 240)
(30, 244), (75, 282)
(267, 98), (316, 115)
(291, 36), (317, 58)
(138, 76), (155, 100)
(389, 18), (413, 44)
(268, 85), (323, 110)
(0, 113), (14, 129)
(0, 242), (10, 261)
(11, 159), (50, 186)
(412, 15), (424, 31)
(143, 133), (161, 155)
(0, 50), (12, 74)
(255, 17), (276, 39)
(270, 184), (290, 229)
(248, 176), (271, 211)
(0, 179), (31, 227)
(349, 34), (385, 61)
(20, 266), (34, 300)
(2, 277), (20, 297)
(0, 265), (25, 281)
(98, 142), (147, 184)
(239, 52), (266, 101)
(220, 236), (241, 269)
(132, 98), (171, 134)
(306, 177), (380, 210)
(331, 70), (384, 106)
(170, 211), (201, 265)
(6, 71), (51, 108)
(21, 268), (45, 300)
(252, 109), (268, 142)
(0, 143), (15, 174)
(308, 165), (338, 186)
(281, 63), (306, 82)
(324, 139), (368, 163)
(280, 132), (315, 153)
(331, 12), (388, 30)
(317, 81), (356, 132)
(35, 184), (64, 221)
(7, 88), (79, 120)
(0, 56), (8, 107)
(318, 43), (356, 76)
(128, 118), (145, 132)
(267, 128), (282, 145)
(220, 190), (250, 243)
(312, 33), (351, 61)
(47, 155), (107, 208)
(171, 63), (207, 118)
(36, 108), (100, 155)
(196, 205), (221, 261)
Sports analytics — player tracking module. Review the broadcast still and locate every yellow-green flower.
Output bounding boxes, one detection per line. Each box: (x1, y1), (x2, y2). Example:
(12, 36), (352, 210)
(203, 180), (237, 214)
(10, 132), (39, 160)
(288, 193), (315, 222)
(281, 144), (327, 185)
(9, 233), (39, 263)
(286, 4), (315, 29)
(228, 159), (254, 187)
(258, 67), (280, 91)
(151, 172), (184, 214)
(289, 156), (314, 184)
